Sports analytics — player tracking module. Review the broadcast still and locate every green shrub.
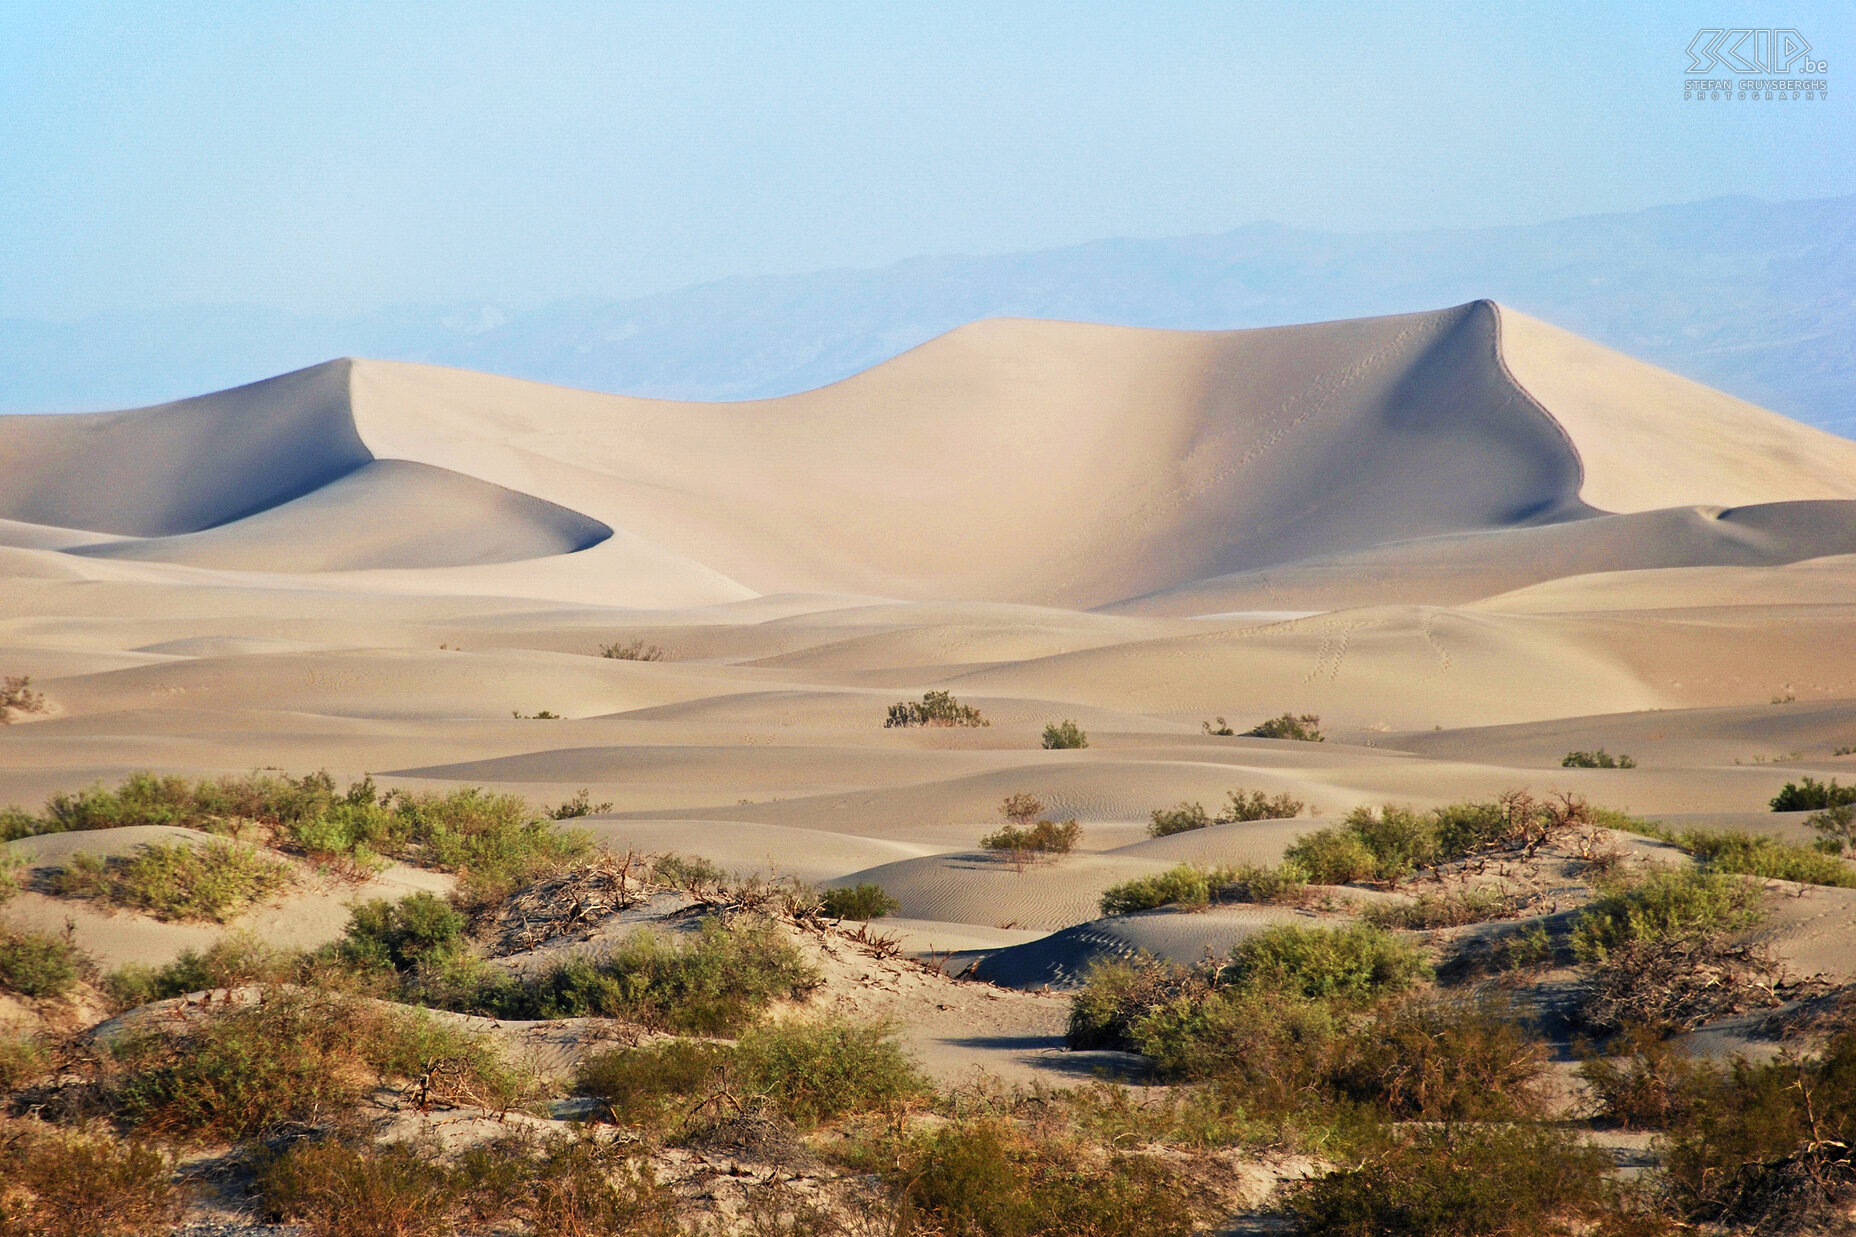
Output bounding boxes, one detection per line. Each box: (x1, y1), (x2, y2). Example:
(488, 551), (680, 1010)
(0, 926), (95, 998)
(1572, 869), (1764, 963)
(102, 932), (298, 1009)
(819, 882), (899, 919)
(1147, 801), (1213, 837)
(1562, 749), (1637, 768)
(492, 917), (819, 1034)
(1246, 712), (1323, 741)
(649, 852), (726, 889)
(892, 1119), (1194, 1237)
(0, 847), (19, 901)
(1661, 1030), (1856, 1230)
(0, 1122), (183, 1237)
(0, 1032), (48, 1091)
(884, 690), (988, 728)
(387, 787), (589, 904)
(1284, 827), (1378, 884)
(110, 989), (529, 1141)
(1808, 803), (1856, 855)
(1040, 719), (1088, 749)
(575, 1038), (734, 1128)
(736, 1018), (926, 1126)
(33, 769), (341, 839)
(1131, 987), (1340, 1093)
(1771, 776), (1856, 811)
(336, 891), (468, 974)
(1341, 804), (1439, 883)
(1219, 861), (1310, 905)
(1223, 788), (1307, 821)
(1364, 885), (1523, 929)
(1291, 1122), (1619, 1237)
(1100, 865), (1216, 916)
(256, 1138), (457, 1237)
(1066, 956), (1205, 1052)
(1677, 828), (1856, 886)
(1326, 997), (1546, 1120)
(547, 789), (614, 819)
(1578, 1026), (1710, 1131)
(979, 818), (1081, 866)
(1227, 923), (1432, 1003)
(51, 838), (295, 922)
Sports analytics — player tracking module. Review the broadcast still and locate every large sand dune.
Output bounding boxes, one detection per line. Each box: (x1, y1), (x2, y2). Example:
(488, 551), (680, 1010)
(5, 301), (1856, 1018)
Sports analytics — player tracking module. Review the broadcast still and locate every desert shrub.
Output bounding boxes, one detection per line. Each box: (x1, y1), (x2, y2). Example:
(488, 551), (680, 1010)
(1771, 776), (1856, 811)
(980, 818), (1081, 865)
(892, 1119), (1194, 1237)
(256, 1138), (457, 1237)
(1067, 956), (1206, 1052)
(387, 787), (590, 903)
(884, 690), (988, 728)
(0, 926), (95, 998)
(576, 1038), (734, 1127)
(1340, 804), (1439, 883)
(336, 891), (469, 974)
(1228, 923), (1432, 1003)
(600, 639), (666, 661)
(649, 852), (727, 889)
(1327, 997), (1546, 1121)
(547, 788), (614, 819)
(1040, 719), (1088, 749)
(31, 769), (340, 839)
(1573, 869), (1774, 1033)
(0, 810), (34, 844)
(819, 882), (899, 919)
(1246, 712), (1323, 741)
(1678, 827), (1856, 886)
(102, 932), (298, 1009)
(1100, 865), (1216, 916)
(109, 989), (528, 1140)
(0, 1122), (183, 1237)
(1223, 787), (1307, 821)
(1659, 1032), (1856, 1231)
(1147, 801), (1213, 837)
(0, 1033), (48, 1091)
(1291, 1122), (1618, 1237)
(1202, 716), (1237, 735)
(736, 1018), (926, 1126)
(1808, 803), (1856, 855)
(1133, 988), (1342, 1093)
(1579, 1026), (1711, 1131)
(51, 838), (295, 922)
(1219, 861), (1310, 905)
(1562, 749), (1637, 768)
(999, 793), (1042, 827)
(1284, 827), (1378, 884)
(493, 917), (819, 1033)
(1364, 884), (1525, 929)
(0, 675), (48, 723)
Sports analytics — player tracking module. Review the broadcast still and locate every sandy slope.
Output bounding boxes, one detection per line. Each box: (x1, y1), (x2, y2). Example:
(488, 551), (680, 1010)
(3, 303), (1856, 1043)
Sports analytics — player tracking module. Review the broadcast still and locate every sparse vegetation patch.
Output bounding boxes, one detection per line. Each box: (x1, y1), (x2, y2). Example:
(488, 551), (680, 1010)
(884, 689), (989, 728)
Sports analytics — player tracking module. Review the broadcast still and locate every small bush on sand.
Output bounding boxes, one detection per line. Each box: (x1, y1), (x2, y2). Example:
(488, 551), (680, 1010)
(1659, 1031), (1856, 1232)
(0, 925), (95, 998)
(576, 1038), (735, 1128)
(819, 882), (899, 919)
(600, 639), (666, 661)
(491, 917), (819, 1034)
(256, 1138), (456, 1237)
(1100, 865), (1218, 916)
(386, 787), (590, 905)
(1678, 827), (1856, 887)
(736, 1017), (926, 1126)
(1067, 956), (1206, 1053)
(109, 989), (530, 1141)
(1246, 712), (1324, 741)
(547, 788), (614, 819)
(0, 675), (48, 723)
(1572, 869), (1774, 1033)
(980, 818), (1081, 869)
(336, 891), (469, 974)
(1326, 996), (1547, 1121)
(1147, 801), (1213, 837)
(1291, 1122), (1621, 1237)
(0, 1121), (184, 1237)
(1040, 719), (1088, 749)
(1364, 884), (1525, 930)
(51, 838), (295, 923)
(891, 1118), (1194, 1237)
(102, 932), (298, 1009)
(1223, 787), (1307, 822)
(1771, 776), (1856, 811)
(1562, 749), (1637, 768)
(1228, 923), (1432, 1003)
(884, 690), (988, 728)
(1284, 827), (1379, 884)
(1808, 803), (1856, 855)
(1578, 1025), (1711, 1131)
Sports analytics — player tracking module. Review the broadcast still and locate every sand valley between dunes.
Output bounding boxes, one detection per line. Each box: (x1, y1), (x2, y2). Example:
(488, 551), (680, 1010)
(4, 298), (1856, 1083)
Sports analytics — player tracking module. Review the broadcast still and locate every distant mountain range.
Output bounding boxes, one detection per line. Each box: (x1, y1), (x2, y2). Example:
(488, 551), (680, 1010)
(5, 194), (1852, 435)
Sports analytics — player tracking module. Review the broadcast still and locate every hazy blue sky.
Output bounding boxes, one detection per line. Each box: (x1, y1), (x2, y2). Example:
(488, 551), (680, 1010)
(2, 1), (1850, 320)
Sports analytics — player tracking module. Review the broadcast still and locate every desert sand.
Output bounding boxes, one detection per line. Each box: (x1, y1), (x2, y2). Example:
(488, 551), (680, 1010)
(4, 298), (1856, 1081)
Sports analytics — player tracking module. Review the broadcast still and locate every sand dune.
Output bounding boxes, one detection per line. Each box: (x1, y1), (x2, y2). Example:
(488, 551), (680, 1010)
(4, 303), (1856, 1028)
